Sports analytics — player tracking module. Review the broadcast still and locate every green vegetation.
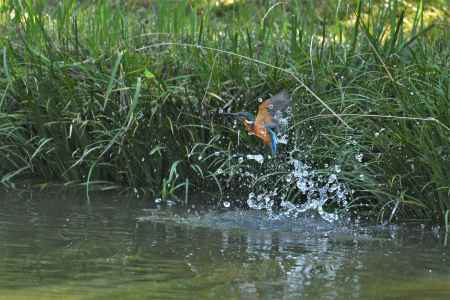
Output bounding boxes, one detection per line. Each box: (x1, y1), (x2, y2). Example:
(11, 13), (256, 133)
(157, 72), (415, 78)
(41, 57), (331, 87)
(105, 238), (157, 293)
(0, 0), (448, 222)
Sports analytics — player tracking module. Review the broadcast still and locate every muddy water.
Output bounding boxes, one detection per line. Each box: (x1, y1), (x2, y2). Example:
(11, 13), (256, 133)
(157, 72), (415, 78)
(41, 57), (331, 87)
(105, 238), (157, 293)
(0, 189), (449, 299)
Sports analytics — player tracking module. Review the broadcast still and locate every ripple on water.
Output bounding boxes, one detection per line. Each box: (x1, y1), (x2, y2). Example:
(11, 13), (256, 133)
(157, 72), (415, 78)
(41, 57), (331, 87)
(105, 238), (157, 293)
(1, 190), (450, 300)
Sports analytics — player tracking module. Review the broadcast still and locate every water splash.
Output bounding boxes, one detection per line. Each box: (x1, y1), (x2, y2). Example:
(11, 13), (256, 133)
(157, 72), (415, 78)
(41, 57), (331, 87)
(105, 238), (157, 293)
(246, 154), (264, 164)
(243, 156), (349, 223)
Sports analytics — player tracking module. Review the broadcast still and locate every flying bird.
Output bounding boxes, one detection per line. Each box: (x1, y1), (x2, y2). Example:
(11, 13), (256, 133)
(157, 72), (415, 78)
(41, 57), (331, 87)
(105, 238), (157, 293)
(222, 91), (291, 155)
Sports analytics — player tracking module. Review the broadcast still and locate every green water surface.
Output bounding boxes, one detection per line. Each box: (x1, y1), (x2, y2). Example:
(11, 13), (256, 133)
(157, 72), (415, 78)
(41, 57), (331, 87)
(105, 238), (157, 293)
(0, 189), (449, 300)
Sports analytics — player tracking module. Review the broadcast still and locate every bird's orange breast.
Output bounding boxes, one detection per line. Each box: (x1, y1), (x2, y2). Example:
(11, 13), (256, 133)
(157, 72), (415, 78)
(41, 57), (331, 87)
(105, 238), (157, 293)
(242, 119), (271, 145)
(253, 123), (271, 145)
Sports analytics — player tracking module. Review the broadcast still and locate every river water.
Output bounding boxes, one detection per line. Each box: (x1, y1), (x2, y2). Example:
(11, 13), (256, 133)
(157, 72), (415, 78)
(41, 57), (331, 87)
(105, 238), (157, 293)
(0, 189), (449, 299)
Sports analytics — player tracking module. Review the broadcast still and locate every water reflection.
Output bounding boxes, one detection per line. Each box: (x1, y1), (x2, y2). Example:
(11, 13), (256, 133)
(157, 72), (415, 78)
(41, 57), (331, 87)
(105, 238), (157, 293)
(0, 189), (449, 300)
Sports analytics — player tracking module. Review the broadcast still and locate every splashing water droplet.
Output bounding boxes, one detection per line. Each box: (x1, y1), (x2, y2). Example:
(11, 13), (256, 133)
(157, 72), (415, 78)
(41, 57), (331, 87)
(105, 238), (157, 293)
(335, 165), (341, 173)
(246, 154), (264, 164)
(355, 153), (363, 162)
(241, 154), (350, 223)
(223, 201), (230, 208)
(278, 135), (289, 145)
(328, 174), (337, 183)
(329, 184), (338, 192)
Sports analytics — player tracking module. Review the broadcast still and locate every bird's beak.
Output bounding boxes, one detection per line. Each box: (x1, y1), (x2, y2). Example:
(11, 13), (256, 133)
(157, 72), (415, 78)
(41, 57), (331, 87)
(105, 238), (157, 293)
(221, 112), (242, 119)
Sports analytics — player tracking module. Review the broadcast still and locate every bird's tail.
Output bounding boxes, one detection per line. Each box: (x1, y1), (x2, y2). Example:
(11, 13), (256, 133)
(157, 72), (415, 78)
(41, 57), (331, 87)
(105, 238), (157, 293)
(268, 129), (278, 155)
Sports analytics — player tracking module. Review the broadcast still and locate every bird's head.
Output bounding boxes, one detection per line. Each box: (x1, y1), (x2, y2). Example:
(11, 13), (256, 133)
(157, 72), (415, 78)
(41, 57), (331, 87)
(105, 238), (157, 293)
(221, 111), (255, 131)
(222, 111), (255, 122)
(235, 112), (255, 122)
(234, 112), (256, 131)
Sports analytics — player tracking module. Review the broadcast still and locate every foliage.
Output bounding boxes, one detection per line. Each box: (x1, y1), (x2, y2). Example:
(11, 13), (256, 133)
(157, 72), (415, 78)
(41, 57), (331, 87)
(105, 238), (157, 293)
(0, 0), (448, 222)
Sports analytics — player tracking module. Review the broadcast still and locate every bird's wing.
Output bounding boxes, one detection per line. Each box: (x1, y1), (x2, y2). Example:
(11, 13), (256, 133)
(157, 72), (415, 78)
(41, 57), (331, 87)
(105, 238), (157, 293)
(255, 91), (291, 129)
(267, 90), (291, 114)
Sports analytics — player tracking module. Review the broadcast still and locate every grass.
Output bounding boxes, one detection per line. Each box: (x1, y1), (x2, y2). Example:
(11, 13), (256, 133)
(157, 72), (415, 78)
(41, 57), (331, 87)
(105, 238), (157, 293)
(0, 0), (449, 223)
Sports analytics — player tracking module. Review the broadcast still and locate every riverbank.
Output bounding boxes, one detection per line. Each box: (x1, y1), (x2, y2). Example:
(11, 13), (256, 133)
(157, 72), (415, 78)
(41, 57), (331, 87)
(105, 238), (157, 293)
(0, 0), (449, 222)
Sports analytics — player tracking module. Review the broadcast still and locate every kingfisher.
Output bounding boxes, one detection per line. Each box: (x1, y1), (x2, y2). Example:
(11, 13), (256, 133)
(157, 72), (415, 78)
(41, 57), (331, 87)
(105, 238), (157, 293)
(222, 91), (291, 155)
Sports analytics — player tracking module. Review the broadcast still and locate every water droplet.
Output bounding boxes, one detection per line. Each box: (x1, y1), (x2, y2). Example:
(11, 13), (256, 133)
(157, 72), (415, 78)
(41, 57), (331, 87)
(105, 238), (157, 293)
(155, 198), (162, 203)
(223, 201), (230, 208)
(246, 154), (264, 164)
(355, 153), (363, 162)
(335, 165), (341, 173)
(328, 174), (337, 183)
(238, 157), (244, 163)
(278, 134), (288, 144)
(218, 108), (224, 114)
(329, 184), (338, 192)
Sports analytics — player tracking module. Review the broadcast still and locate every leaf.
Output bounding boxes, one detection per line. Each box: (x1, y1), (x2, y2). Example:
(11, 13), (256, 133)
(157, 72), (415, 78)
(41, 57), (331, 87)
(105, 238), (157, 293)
(103, 51), (124, 111)
(144, 69), (155, 79)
